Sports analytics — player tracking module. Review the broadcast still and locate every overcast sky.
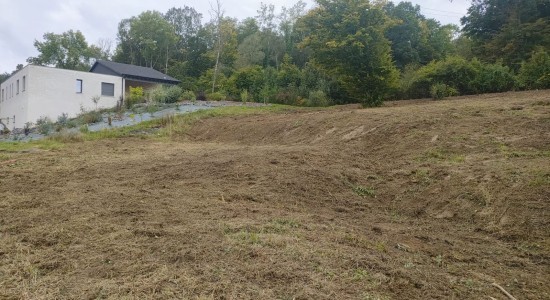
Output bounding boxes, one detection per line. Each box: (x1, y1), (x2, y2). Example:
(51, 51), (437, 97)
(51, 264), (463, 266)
(0, 0), (471, 73)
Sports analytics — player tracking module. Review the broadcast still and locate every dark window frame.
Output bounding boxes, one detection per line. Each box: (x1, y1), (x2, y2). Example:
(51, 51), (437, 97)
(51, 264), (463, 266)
(101, 82), (115, 97)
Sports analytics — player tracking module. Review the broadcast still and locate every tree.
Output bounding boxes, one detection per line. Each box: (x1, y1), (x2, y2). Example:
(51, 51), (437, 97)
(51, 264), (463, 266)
(27, 30), (100, 71)
(384, 2), (457, 70)
(210, 0), (225, 93)
(299, 0), (399, 106)
(461, 0), (550, 68)
(113, 11), (178, 72)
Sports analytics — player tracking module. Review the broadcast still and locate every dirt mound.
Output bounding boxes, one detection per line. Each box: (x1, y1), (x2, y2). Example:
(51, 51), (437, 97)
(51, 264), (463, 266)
(1, 90), (549, 299)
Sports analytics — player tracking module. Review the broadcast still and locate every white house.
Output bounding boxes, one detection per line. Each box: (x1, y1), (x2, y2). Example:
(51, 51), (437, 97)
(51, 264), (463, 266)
(0, 61), (179, 130)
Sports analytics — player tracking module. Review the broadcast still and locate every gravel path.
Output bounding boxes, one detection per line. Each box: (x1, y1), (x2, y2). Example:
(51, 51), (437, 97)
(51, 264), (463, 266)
(0, 101), (267, 142)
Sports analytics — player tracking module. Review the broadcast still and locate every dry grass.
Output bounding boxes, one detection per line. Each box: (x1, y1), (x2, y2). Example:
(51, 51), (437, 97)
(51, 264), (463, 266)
(0, 90), (549, 299)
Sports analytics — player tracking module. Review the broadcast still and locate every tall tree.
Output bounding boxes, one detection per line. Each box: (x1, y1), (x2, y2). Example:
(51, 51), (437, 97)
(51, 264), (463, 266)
(27, 30), (100, 71)
(299, 0), (399, 106)
(210, 0), (224, 93)
(461, 0), (550, 68)
(113, 11), (178, 72)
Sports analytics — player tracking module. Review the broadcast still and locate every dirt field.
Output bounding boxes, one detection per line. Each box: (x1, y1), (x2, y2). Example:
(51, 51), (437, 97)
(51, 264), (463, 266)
(1, 91), (549, 299)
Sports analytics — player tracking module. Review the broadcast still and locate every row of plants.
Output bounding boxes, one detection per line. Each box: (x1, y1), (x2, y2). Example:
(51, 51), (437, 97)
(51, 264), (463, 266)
(398, 49), (550, 100)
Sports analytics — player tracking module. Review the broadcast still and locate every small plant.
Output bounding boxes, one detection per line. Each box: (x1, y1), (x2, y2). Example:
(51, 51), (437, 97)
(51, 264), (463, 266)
(353, 185), (376, 198)
(36, 116), (54, 135)
(80, 111), (103, 124)
(57, 113), (69, 126)
(181, 90), (196, 101)
(164, 85), (183, 103)
(91, 95), (100, 110)
(24, 122), (32, 136)
(206, 92), (226, 101)
(240, 89), (249, 103)
(79, 125), (89, 133)
(127, 86), (144, 109)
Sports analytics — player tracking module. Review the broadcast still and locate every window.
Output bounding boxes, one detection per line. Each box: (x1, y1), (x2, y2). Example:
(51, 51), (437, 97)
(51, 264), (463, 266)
(76, 79), (83, 93)
(16, 80), (19, 94)
(101, 82), (114, 97)
(22, 76), (26, 91)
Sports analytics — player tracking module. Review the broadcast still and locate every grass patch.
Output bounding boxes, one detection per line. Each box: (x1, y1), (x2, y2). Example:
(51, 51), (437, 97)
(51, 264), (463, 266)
(0, 140), (63, 152)
(530, 172), (550, 187)
(79, 105), (297, 141)
(420, 148), (465, 164)
(353, 185), (376, 198)
(497, 142), (550, 159)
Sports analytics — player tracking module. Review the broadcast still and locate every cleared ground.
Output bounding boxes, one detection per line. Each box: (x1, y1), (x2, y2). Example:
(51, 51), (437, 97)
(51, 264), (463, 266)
(1, 91), (549, 299)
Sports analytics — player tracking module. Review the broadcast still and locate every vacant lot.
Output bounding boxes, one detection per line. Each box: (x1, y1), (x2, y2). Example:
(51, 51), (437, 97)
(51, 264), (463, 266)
(1, 91), (549, 299)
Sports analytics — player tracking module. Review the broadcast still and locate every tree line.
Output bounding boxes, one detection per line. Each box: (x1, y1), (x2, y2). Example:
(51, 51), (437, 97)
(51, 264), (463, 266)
(3, 0), (550, 106)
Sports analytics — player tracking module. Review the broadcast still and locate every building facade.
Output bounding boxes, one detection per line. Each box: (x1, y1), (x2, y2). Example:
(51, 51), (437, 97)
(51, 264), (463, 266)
(0, 65), (122, 130)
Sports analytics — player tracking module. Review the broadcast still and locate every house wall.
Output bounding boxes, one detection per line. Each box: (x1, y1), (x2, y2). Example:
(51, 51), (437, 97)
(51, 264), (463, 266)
(0, 67), (30, 131)
(0, 65), (123, 129)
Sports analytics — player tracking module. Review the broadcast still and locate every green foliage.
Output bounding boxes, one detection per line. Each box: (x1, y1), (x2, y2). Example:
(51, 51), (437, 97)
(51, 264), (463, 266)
(27, 30), (101, 71)
(127, 86), (144, 109)
(461, 0), (550, 67)
(36, 116), (54, 135)
(207, 92), (226, 101)
(113, 11), (178, 70)
(240, 90), (249, 102)
(307, 90), (330, 107)
(399, 56), (518, 99)
(300, 0), (399, 106)
(149, 85), (167, 103)
(519, 49), (550, 89)
(430, 83), (459, 100)
(164, 86), (183, 103)
(79, 111), (103, 124)
(181, 90), (196, 101)
(473, 61), (517, 93)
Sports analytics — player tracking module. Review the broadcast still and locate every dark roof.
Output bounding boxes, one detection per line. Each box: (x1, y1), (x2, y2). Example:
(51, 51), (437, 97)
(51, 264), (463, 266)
(90, 60), (180, 85)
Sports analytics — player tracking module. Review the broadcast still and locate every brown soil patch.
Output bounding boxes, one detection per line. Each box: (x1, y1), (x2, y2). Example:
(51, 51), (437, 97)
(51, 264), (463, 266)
(1, 90), (549, 299)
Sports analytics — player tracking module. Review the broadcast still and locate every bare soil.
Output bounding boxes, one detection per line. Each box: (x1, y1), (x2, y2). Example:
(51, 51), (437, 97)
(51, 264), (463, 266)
(1, 90), (549, 299)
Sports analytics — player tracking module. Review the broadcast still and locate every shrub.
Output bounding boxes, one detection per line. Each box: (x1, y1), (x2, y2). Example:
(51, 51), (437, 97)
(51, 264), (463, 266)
(206, 92), (226, 101)
(36, 116), (54, 135)
(519, 49), (550, 89)
(127, 86), (144, 109)
(274, 88), (300, 105)
(474, 62), (518, 93)
(240, 90), (249, 102)
(80, 111), (103, 124)
(56, 113), (69, 126)
(430, 83), (459, 100)
(181, 90), (196, 101)
(307, 90), (331, 107)
(149, 85), (167, 103)
(164, 86), (183, 103)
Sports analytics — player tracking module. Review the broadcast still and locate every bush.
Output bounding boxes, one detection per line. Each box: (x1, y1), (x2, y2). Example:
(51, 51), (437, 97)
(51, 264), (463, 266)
(474, 62), (518, 93)
(56, 113), (69, 126)
(307, 90), (331, 107)
(36, 116), (54, 135)
(206, 92), (226, 101)
(127, 86), (145, 109)
(181, 90), (196, 101)
(519, 49), (550, 89)
(430, 83), (459, 100)
(164, 86), (183, 103)
(149, 85), (167, 103)
(80, 111), (103, 124)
